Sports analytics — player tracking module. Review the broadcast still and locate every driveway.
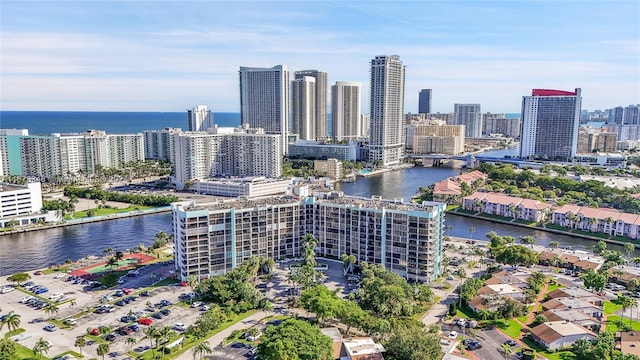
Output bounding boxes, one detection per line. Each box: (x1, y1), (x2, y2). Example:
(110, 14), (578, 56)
(472, 328), (520, 360)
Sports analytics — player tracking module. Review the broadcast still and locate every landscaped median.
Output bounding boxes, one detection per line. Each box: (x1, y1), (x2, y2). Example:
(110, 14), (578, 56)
(128, 309), (258, 360)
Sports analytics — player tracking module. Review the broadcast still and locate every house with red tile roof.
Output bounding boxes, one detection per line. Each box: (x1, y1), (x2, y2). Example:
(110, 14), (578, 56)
(432, 170), (487, 205)
(552, 204), (640, 239)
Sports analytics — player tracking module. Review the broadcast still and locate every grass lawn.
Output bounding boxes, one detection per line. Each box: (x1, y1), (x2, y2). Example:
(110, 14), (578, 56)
(69, 205), (154, 219)
(571, 229), (609, 239)
(604, 301), (623, 315)
(96, 270), (129, 288)
(454, 208), (476, 215)
(517, 306), (534, 325)
(545, 223), (568, 231)
(513, 219), (537, 226)
(606, 315), (640, 333)
(446, 205), (460, 211)
(546, 283), (563, 293)
(477, 213), (513, 221)
(521, 335), (577, 360)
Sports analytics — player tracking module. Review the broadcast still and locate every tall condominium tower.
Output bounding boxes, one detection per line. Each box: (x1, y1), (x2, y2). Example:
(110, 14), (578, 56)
(291, 76), (317, 140)
(239, 65), (290, 153)
(418, 89), (432, 114)
(294, 70), (328, 139)
(519, 88), (582, 160)
(369, 55), (406, 166)
(331, 81), (362, 142)
(454, 104), (483, 138)
(187, 105), (213, 132)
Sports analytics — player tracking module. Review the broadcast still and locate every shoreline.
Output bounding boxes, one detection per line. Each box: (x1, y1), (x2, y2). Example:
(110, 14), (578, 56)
(0, 206), (171, 236)
(448, 210), (635, 247)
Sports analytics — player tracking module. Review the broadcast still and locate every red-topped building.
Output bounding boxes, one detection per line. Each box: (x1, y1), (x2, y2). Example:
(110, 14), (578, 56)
(519, 88), (582, 161)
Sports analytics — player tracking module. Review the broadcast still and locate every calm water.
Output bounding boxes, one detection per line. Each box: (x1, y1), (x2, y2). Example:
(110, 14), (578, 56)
(0, 213), (173, 276)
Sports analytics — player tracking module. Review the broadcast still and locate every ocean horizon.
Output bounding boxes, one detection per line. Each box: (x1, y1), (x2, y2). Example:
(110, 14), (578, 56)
(0, 111), (241, 135)
(1, 110), (521, 136)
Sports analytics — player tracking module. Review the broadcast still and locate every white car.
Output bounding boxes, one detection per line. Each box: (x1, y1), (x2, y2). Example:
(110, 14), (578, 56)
(200, 305), (211, 311)
(20, 296), (34, 303)
(448, 331), (458, 339)
(173, 323), (187, 332)
(54, 273), (66, 279)
(190, 301), (202, 308)
(49, 293), (64, 300)
(0, 287), (14, 294)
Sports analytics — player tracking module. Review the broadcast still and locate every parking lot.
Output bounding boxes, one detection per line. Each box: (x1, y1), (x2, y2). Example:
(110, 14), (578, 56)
(0, 269), (196, 360)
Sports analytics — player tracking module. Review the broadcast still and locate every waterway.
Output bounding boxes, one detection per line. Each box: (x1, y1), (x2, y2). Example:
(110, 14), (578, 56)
(0, 213), (173, 276)
(0, 145), (629, 276)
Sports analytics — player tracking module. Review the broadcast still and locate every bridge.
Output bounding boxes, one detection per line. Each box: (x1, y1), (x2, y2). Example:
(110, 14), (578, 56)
(413, 154), (542, 168)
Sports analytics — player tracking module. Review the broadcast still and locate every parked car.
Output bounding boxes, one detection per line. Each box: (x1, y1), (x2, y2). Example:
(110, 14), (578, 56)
(105, 334), (116, 342)
(160, 309), (171, 316)
(173, 323), (187, 332)
(43, 324), (58, 332)
(504, 340), (517, 346)
(138, 318), (153, 325)
(64, 318), (77, 326)
(448, 331), (458, 339)
(90, 328), (101, 336)
(128, 324), (140, 332)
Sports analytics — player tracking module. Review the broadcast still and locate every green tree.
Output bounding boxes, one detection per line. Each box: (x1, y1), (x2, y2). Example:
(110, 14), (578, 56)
(45, 303), (59, 319)
(581, 269), (608, 292)
(75, 336), (87, 356)
(97, 342), (110, 360)
(383, 326), (443, 360)
(494, 245), (538, 267)
(0, 311), (21, 333)
(519, 235), (536, 245)
(341, 253), (357, 275)
(531, 314), (547, 327)
(299, 285), (341, 325)
(593, 240), (608, 255)
(258, 318), (333, 360)
(619, 294), (638, 327)
(338, 300), (367, 335)
(501, 343), (513, 360)
(33, 338), (52, 357)
(625, 242), (636, 263)
(548, 241), (560, 249)
(106, 256), (118, 272)
(192, 341), (212, 360)
(7, 272), (31, 286)
(0, 338), (17, 360)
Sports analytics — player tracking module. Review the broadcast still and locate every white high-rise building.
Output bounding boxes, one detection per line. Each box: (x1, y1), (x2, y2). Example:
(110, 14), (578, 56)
(519, 88), (582, 160)
(295, 70), (328, 139)
(454, 104), (483, 138)
(368, 55), (405, 166)
(143, 128), (181, 162)
(187, 105), (213, 132)
(239, 65), (290, 154)
(173, 127), (282, 189)
(291, 76), (316, 140)
(331, 81), (362, 142)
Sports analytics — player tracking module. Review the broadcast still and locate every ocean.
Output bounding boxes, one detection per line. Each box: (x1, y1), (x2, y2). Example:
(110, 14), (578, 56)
(0, 111), (241, 135)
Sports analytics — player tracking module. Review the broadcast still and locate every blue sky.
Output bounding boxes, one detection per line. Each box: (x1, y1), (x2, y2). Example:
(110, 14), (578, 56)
(1, 1), (638, 113)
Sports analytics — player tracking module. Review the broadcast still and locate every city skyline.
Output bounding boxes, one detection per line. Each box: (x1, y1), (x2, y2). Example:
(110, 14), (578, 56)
(1, 1), (638, 112)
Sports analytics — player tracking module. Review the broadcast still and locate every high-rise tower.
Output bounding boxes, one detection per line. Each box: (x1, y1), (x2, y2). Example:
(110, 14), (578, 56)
(331, 81), (362, 142)
(239, 65), (290, 153)
(418, 89), (432, 114)
(291, 76), (316, 140)
(519, 88), (582, 160)
(454, 104), (482, 138)
(369, 55), (405, 166)
(187, 105), (213, 132)
(294, 70), (328, 139)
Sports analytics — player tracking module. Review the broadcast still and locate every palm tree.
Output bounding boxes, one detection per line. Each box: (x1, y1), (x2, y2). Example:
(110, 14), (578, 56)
(125, 337), (137, 351)
(187, 274), (199, 303)
(157, 326), (174, 346)
(548, 241), (560, 250)
(143, 325), (159, 357)
(341, 254), (357, 275)
(588, 217), (598, 232)
(45, 303), (59, 319)
(33, 337), (52, 358)
(193, 341), (213, 360)
(501, 343), (513, 360)
(114, 250), (124, 262)
(106, 256), (118, 272)
(620, 294), (638, 328)
(302, 233), (318, 266)
(625, 242), (636, 263)
(0, 311), (21, 333)
(103, 247), (114, 257)
(0, 338), (17, 358)
(468, 226), (476, 240)
(97, 342), (110, 360)
(75, 336), (87, 356)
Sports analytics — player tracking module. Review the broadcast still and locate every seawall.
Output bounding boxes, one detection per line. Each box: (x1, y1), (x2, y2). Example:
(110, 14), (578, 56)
(0, 207), (172, 236)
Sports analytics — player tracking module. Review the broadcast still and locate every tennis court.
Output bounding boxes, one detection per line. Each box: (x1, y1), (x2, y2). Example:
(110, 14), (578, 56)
(69, 253), (155, 277)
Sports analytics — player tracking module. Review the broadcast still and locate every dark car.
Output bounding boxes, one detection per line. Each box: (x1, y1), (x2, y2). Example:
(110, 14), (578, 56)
(160, 309), (171, 316)
(151, 312), (163, 319)
(115, 300), (126, 306)
(504, 340), (517, 346)
(105, 334), (116, 342)
(140, 291), (151, 297)
(128, 324), (139, 332)
(465, 340), (482, 350)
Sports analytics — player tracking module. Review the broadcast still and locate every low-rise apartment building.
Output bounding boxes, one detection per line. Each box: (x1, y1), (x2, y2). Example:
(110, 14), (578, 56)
(462, 192), (552, 222)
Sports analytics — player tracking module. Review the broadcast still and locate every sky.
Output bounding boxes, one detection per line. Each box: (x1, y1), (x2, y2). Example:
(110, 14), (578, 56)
(1, 1), (639, 113)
